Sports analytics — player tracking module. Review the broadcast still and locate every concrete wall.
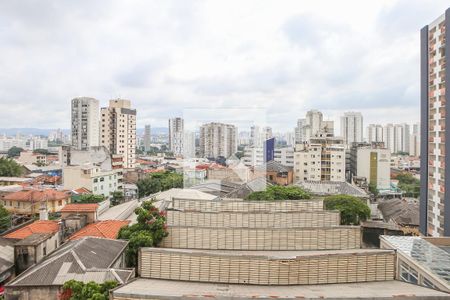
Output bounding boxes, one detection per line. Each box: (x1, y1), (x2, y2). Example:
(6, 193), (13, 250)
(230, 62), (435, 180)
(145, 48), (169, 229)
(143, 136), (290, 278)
(5, 285), (60, 300)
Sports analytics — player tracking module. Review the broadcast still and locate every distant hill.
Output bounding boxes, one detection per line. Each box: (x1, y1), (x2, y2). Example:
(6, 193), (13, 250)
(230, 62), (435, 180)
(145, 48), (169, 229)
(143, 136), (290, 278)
(0, 127), (168, 136)
(0, 128), (70, 136)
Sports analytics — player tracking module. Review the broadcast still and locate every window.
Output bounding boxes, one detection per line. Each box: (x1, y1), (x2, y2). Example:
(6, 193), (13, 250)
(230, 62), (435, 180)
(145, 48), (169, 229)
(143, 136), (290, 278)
(43, 246), (47, 256)
(58, 200), (62, 206)
(399, 262), (418, 285)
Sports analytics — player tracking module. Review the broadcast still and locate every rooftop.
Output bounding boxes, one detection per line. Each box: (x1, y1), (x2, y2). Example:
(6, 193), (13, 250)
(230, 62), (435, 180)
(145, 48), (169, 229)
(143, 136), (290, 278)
(151, 188), (217, 202)
(69, 220), (130, 240)
(7, 237), (131, 287)
(381, 236), (450, 285)
(4, 189), (69, 202)
(111, 278), (450, 299)
(3, 220), (59, 240)
(296, 180), (369, 198)
(60, 203), (99, 213)
(378, 198), (419, 226)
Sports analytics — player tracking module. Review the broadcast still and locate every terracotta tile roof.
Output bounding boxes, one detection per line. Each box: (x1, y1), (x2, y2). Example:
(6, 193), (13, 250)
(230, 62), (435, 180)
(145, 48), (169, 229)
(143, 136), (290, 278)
(60, 203), (99, 213)
(3, 189), (69, 202)
(3, 220), (59, 240)
(69, 220), (130, 240)
(72, 187), (91, 194)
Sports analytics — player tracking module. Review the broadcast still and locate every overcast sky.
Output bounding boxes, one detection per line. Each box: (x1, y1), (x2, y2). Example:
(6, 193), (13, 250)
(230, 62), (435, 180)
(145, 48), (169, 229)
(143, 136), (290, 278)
(0, 0), (448, 132)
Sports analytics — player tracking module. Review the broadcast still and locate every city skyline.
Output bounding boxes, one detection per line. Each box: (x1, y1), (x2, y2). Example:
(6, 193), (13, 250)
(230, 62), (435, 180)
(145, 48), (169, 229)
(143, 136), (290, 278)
(1, 1), (449, 130)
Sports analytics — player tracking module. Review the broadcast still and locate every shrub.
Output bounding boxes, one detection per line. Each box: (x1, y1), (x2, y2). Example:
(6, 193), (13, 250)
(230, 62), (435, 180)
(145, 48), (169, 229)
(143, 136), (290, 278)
(245, 185), (311, 200)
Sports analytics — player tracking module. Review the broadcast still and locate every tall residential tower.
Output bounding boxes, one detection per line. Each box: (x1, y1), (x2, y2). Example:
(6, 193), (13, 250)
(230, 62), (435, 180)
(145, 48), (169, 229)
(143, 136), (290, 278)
(71, 97), (99, 150)
(168, 118), (184, 156)
(340, 112), (363, 145)
(421, 10), (450, 236)
(100, 99), (136, 169)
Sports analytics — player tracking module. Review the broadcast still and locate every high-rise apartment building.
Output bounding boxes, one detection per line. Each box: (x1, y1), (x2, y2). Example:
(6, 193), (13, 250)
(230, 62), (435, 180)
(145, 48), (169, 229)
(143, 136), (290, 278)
(71, 97), (99, 150)
(144, 125), (151, 152)
(199, 122), (237, 159)
(295, 110), (334, 143)
(183, 131), (196, 158)
(294, 118), (306, 144)
(168, 118), (184, 156)
(293, 134), (345, 182)
(100, 99), (136, 169)
(340, 112), (363, 145)
(366, 124), (383, 143)
(410, 122), (421, 157)
(421, 11), (450, 236)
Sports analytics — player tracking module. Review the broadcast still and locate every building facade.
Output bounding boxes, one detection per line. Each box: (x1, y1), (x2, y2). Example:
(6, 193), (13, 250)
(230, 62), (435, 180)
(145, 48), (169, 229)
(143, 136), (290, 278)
(420, 10), (450, 236)
(340, 112), (363, 145)
(100, 99), (136, 169)
(293, 135), (345, 182)
(356, 147), (391, 190)
(71, 97), (99, 150)
(199, 122), (237, 159)
(367, 124), (384, 143)
(143, 124), (151, 152)
(168, 117), (184, 156)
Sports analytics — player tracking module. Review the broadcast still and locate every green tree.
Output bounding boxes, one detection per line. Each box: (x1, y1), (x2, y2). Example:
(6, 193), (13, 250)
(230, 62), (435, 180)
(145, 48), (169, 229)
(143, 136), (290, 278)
(396, 172), (420, 198)
(32, 149), (49, 155)
(324, 195), (371, 225)
(111, 191), (124, 206)
(136, 171), (183, 198)
(118, 201), (168, 267)
(0, 204), (11, 233)
(77, 194), (104, 203)
(245, 185), (311, 201)
(61, 280), (117, 300)
(7, 146), (23, 158)
(0, 157), (23, 177)
(368, 182), (379, 197)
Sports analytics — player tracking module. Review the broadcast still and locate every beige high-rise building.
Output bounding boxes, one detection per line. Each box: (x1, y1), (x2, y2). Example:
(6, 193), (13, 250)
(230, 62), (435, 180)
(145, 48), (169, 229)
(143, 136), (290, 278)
(200, 122), (237, 159)
(71, 97), (99, 150)
(100, 99), (136, 169)
(168, 118), (184, 156)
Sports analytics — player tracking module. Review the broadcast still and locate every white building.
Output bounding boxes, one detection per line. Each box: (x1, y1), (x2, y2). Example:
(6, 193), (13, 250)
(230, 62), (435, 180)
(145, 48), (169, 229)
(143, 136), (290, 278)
(63, 164), (122, 199)
(294, 118), (307, 144)
(199, 122), (237, 159)
(168, 118), (184, 156)
(293, 135), (345, 182)
(356, 147), (391, 190)
(71, 97), (100, 150)
(100, 99), (137, 169)
(366, 124), (383, 143)
(295, 110), (334, 143)
(144, 125), (151, 152)
(183, 131), (196, 158)
(340, 112), (363, 145)
(410, 123), (421, 157)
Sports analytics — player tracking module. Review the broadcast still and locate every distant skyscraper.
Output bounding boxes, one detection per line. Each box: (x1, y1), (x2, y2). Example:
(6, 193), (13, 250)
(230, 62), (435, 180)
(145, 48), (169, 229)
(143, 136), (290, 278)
(168, 118), (184, 156)
(200, 122), (237, 158)
(71, 97), (99, 150)
(294, 118), (306, 144)
(421, 11), (450, 236)
(100, 99), (136, 169)
(410, 122), (421, 157)
(183, 131), (196, 158)
(144, 125), (151, 152)
(366, 124), (383, 143)
(340, 112), (363, 145)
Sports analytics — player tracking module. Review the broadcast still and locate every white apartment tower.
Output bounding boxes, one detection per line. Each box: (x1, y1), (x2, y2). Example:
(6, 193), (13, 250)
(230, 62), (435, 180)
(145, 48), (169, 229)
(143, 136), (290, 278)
(144, 125), (151, 152)
(200, 122), (237, 159)
(168, 118), (184, 156)
(100, 99), (136, 169)
(366, 124), (383, 143)
(340, 112), (363, 145)
(71, 97), (100, 150)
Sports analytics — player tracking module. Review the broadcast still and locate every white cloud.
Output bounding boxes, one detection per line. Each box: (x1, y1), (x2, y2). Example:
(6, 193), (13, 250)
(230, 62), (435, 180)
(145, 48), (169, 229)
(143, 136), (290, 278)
(0, 0), (448, 132)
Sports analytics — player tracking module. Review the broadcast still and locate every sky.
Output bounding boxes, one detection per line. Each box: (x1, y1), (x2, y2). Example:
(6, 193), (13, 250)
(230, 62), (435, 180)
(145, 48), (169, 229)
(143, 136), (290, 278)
(0, 0), (448, 133)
